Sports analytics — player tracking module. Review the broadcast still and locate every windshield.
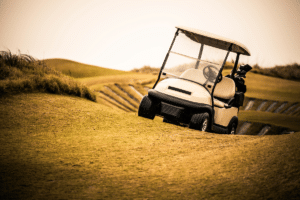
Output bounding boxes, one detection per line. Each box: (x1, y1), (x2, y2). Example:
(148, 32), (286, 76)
(160, 30), (229, 93)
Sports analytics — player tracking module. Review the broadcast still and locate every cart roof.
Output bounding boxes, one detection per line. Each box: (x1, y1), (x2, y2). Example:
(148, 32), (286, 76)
(176, 26), (251, 56)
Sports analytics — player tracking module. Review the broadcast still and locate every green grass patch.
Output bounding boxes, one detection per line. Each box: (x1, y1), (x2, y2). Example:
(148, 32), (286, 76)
(43, 58), (128, 78)
(1, 93), (300, 199)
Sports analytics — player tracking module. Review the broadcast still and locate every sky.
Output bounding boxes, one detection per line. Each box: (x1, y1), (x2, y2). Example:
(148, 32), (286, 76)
(1, 0), (300, 71)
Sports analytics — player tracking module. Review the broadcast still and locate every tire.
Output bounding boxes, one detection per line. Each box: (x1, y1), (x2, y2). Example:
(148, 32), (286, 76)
(138, 95), (156, 120)
(227, 117), (238, 134)
(189, 112), (210, 132)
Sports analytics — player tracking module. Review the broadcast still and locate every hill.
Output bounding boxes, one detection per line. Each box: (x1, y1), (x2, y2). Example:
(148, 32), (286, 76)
(43, 58), (128, 78)
(0, 93), (299, 199)
(251, 63), (300, 81)
(1, 52), (300, 198)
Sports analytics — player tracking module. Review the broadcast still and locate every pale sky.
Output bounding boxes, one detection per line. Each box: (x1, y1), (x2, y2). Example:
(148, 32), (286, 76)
(1, 0), (300, 70)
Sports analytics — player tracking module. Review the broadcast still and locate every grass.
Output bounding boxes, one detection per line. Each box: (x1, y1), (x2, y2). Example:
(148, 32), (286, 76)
(243, 72), (300, 102)
(224, 66), (300, 102)
(43, 58), (128, 78)
(1, 52), (300, 198)
(101, 87), (136, 112)
(238, 111), (300, 131)
(0, 93), (300, 199)
(252, 63), (300, 81)
(78, 73), (157, 91)
(129, 66), (300, 102)
(106, 84), (139, 108)
(0, 51), (96, 101)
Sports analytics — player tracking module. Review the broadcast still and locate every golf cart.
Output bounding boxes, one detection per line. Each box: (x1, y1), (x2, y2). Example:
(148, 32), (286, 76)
(138, 26), (252, 134)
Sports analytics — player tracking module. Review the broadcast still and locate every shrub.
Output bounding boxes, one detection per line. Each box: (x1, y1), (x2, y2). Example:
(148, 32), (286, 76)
(0, 51), (96, 101)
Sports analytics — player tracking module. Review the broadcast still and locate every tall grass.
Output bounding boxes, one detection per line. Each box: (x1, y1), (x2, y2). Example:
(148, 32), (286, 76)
(0, 50), (96, 101)
(251, 63), (300, 81)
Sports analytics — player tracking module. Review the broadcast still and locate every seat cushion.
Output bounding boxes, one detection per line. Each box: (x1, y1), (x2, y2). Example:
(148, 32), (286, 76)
(180, 69), (236, 99)
(214, 77), (235, 99)
(179, 68), (205, 84)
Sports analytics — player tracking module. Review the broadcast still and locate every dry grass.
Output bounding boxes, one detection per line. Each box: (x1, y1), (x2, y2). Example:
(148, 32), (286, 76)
(238, 111), (300, 131)
(252, 63), (300, 81)
(1, 52), (300, 199)
(244, 72), (300, 102)
(0, 51), (96, 101)
(0, 93), (300, 199)
(43, 58), (128, 78)
(78, 73), (157, 91)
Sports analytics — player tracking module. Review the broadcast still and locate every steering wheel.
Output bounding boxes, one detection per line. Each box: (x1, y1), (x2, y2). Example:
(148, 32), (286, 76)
(203, 65), (222, 83)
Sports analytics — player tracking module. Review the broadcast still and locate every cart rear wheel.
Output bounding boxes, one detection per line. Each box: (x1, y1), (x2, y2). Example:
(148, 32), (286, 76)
(227, 117), (238, 134)
(229, 123), (237, 134)
(138, 96), (156, 120)
(189, 112), (210, 132)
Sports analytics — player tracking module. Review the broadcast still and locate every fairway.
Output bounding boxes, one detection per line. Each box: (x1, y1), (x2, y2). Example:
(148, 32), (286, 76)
(1, 93), (300, 199)
(1, 56), (300, 199)
(2, 1), (300, 199)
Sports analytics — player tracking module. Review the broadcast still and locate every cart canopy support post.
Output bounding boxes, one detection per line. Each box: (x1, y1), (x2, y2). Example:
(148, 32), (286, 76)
(153, 29), (179, 89)
(231, 53), (240, 78)
(195, 44), (204, 69)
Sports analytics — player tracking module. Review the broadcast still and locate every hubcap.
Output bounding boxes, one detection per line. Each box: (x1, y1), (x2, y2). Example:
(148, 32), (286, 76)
(230, 124), (236, 135)
(202, 118), (208, 131)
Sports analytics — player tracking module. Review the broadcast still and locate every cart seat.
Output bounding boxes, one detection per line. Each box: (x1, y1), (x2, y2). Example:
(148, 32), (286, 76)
(213, 77), (236, 108)
(179, 68), (205, 84)
(180, 69), (235, 100)
(214, 77), (235, 99)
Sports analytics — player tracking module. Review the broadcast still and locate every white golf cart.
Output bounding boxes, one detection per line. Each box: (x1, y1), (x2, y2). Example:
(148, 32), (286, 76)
(138, 26), (252, 134)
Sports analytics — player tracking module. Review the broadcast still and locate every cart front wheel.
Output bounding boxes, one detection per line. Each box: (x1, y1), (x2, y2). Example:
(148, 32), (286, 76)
(138, 96), (156, 120)
(189, 112), (210, 132)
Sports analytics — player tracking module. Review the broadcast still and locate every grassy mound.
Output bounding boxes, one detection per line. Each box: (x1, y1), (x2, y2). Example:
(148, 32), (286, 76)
(0, 93), (299, 199)
(43, 58), (128, 78)
(0, 51), (96, 101)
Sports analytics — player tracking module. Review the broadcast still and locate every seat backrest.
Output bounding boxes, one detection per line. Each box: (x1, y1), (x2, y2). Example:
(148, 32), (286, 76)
(179, 68), (205, 84)
(180, 69), (236, 99)
(214, 77), (235, 99)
